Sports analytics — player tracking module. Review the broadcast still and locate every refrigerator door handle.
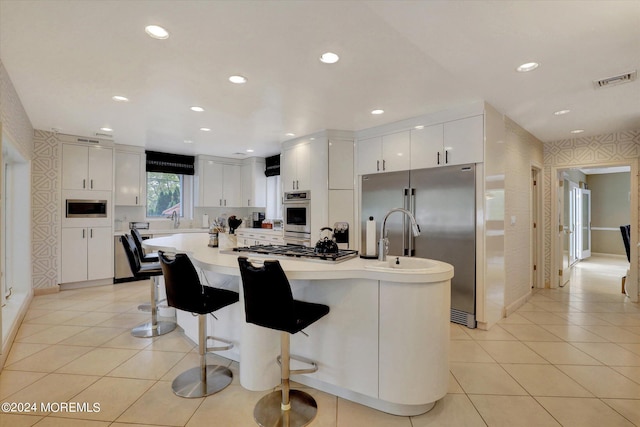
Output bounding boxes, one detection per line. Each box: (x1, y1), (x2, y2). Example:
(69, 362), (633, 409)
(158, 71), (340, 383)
(408, 188), (416, 256)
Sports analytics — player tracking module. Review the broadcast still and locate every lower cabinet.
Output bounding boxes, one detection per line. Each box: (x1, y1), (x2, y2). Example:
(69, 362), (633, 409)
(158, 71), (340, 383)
(61, 227), (113, 283)
(236, 229), (284, 246)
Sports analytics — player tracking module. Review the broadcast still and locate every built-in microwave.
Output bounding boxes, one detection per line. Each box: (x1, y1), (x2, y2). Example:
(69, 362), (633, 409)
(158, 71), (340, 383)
(66, 199), (108, 218)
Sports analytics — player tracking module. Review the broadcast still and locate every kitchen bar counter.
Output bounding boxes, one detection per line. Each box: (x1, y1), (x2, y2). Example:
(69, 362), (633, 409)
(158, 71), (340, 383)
(144, 233), (453, 416)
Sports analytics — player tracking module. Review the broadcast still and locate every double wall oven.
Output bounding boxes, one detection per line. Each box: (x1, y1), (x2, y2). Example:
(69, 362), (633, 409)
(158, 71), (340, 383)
(283, 190), (311, 246)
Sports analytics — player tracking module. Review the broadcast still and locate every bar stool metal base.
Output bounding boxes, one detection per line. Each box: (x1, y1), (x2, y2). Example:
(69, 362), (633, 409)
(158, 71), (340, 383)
(254, 389), (317, 427)
(131, 320), (176, 338)
(172, 365), (233, 398)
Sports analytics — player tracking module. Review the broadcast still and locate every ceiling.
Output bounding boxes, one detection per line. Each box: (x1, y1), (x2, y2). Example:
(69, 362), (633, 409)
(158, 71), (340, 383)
(1, 0), (639, 159)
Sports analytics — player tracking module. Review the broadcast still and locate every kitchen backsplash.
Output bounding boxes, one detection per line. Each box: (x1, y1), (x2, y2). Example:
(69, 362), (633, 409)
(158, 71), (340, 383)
(114, 206), (264, 231)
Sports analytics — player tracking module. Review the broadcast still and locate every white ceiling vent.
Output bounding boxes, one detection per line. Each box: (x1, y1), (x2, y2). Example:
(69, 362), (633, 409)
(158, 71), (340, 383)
(593, 70), (637, 89)
(95, 132), (113, 139)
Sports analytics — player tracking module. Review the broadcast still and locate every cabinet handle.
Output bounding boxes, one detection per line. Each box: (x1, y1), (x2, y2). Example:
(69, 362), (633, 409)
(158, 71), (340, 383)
(293, 180), (295, 190)
(220, 199), (222, 206)
(135, 196), (138, 204)
(248, 199), (251, 206)
(83, 179), (86, 189)
(90, 179), (94, 189)
(90, 228), (93, 238)
(82, 229), (85, 239)
(437, 152), (441, 165)
(296, 180), (299, 189)
(383, 160), (386, 171)
(445, 150), (449, 164)
(224, 199), (227, 206)
(376, 160), (380, 171)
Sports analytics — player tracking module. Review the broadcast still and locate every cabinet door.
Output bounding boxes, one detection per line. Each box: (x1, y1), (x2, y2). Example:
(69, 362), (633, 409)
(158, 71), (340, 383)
(281, 148), (297, 192)
(62, 145), (89, 190)
(201, 161), (224, 206)
(222, 164), (242, 207)
(61, 227), (88, 283)
(356, 136), (382, 175)
(88, 147), (113, 190)
(294, 142), (311, 191)
(443, 115), (484, 165)
(241, 162), (266, 207)
(410, 124), (443, 169)
(115, 151), (142, 205)
(88, 227), (113, 280)
(381, 131), (410, 172)
(329, 139), (354, 190)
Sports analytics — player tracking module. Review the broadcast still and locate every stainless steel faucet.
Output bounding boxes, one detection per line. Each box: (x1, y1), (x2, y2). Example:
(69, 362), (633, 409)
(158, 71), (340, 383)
(169, 211), (180, 229)
(378, 208), (421, 261)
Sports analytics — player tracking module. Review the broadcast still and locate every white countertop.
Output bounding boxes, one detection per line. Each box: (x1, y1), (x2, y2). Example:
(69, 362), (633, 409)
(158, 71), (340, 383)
(143, 232), (453, 284)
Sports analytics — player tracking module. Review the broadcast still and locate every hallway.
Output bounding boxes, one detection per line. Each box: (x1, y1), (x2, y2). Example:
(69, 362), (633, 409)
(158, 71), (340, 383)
(0, 255), (639, 426)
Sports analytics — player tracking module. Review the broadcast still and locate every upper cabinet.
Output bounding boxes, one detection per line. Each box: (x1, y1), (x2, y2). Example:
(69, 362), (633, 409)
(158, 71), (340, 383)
(115, 149), (145, 206)
(62, 144), (113, 191)
(195, 157), (243, 207)
(357, 131), (410, 175)
(241, 158), (267, 207)
(411, 115), (484, 169)
(281, 141), (310, 192)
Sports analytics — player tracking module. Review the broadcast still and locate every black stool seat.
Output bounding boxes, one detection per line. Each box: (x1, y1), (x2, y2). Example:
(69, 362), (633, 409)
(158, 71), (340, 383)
(159, 251), (239, 398)
(132, 228), (159, 263)
(238, 256), (329, 427)
(121, 234), (176, 338)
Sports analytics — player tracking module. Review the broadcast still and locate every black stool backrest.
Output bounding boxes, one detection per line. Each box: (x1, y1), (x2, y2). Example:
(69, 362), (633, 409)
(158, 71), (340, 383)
(131, 228), (147, 257)
(121, 234), (143, 276)
(620, 224), (631, 262)
(237, 256), (295, 332)
(158, 251), (207, 313)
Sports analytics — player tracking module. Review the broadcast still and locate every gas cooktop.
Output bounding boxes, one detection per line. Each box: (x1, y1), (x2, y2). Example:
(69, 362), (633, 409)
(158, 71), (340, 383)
(227, 244), (358, 263)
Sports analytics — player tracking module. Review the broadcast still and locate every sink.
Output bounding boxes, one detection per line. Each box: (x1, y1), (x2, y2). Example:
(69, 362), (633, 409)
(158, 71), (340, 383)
(364, 256), (437, 273)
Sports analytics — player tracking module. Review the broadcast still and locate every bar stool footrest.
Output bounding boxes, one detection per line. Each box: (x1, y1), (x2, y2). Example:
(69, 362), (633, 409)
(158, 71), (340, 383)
(205, 335), (234, 352)
(254, 389), (317, 427)
(277, 354), (318, 375)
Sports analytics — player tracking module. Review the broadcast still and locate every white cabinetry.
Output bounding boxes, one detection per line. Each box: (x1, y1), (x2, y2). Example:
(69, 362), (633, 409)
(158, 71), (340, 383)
(61, 227), (113, 283)
(115, 150), (145, 206)
(241, 158), (266, 207)
(410, 115), (483, 169)
(196, 158), (242, 207)
(281, 142), (310, 191)
(236, 229), (284, 246)
(62, 144), (113, 191)
(357, 131), (410, 175)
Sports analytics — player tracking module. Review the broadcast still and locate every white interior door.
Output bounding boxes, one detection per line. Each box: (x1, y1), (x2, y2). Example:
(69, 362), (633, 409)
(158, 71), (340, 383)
(578, 189), (592, 259)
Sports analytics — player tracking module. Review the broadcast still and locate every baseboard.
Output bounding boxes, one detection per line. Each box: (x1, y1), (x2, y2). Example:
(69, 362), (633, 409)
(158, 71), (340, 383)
(505, 291), (532, 317)
(590, 252), (627, 260)
(60, 278), (113, 291)
(0, 291), (34, 371)
(33, 285), (60, 296)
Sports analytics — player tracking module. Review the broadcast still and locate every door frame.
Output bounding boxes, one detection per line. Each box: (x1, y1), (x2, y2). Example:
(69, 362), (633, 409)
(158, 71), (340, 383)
(550, 161), (638, 301)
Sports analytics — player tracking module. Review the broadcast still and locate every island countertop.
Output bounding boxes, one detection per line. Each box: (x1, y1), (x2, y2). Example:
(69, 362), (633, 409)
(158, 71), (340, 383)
(143, 232), (453, 283)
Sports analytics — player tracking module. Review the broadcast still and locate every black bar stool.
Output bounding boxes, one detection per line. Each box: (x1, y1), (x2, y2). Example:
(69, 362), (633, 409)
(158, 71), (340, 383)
(131, 229), (160, 313)
(121, 234), (176, 338)
(159, 251), (239, 398)
(237, 256), (329, 427)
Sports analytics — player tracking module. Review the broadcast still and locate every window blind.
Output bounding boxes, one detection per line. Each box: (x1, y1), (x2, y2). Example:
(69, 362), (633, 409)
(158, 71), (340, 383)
(145, 151), (195, 175)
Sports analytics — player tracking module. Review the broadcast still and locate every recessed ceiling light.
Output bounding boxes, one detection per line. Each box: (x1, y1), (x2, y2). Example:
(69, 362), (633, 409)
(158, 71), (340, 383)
(145, 25), (169, 40)
(190, 106), (204, 112)
(414, 125), (424, 130)
(200, 127), (211, 132)
(371, 109), (384, 115)
(554, 109), (571, 116)
(100, 127), (113, 132)
(285, 133), (295, 137)
(229, 75), (247, 84)
(310, 137), (316, 141)
(112, 95), (129, 102)
(246, 149), (254, 153)
(184, 139), (194, 144)
(516, 62), (539, 72)
(570, 129), (584, 134)
(320, 52), (340, 64)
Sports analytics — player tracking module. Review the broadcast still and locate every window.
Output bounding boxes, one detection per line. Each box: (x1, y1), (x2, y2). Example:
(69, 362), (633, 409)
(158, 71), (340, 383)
(146, 172), (183, 217)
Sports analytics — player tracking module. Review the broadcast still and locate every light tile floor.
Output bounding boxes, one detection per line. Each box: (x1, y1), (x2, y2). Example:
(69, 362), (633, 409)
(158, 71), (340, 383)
(1, 255), (638, 426)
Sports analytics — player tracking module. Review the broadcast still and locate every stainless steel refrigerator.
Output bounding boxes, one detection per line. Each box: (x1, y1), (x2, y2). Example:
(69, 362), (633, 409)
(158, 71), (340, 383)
(361, 164), (476, 328)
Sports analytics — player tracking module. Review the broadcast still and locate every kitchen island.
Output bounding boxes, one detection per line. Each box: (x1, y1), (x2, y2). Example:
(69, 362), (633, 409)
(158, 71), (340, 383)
(144, 232), (453, 416)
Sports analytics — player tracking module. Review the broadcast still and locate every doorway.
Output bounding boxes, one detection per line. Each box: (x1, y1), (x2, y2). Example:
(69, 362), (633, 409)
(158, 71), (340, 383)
(552, 163), (636, 299)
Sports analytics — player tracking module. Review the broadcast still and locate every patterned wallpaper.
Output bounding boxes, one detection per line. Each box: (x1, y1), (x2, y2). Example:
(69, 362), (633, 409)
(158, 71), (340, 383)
(543, 130), (640, 287)
(0, 60), (33, 159)
(32, 131), (60, 289)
